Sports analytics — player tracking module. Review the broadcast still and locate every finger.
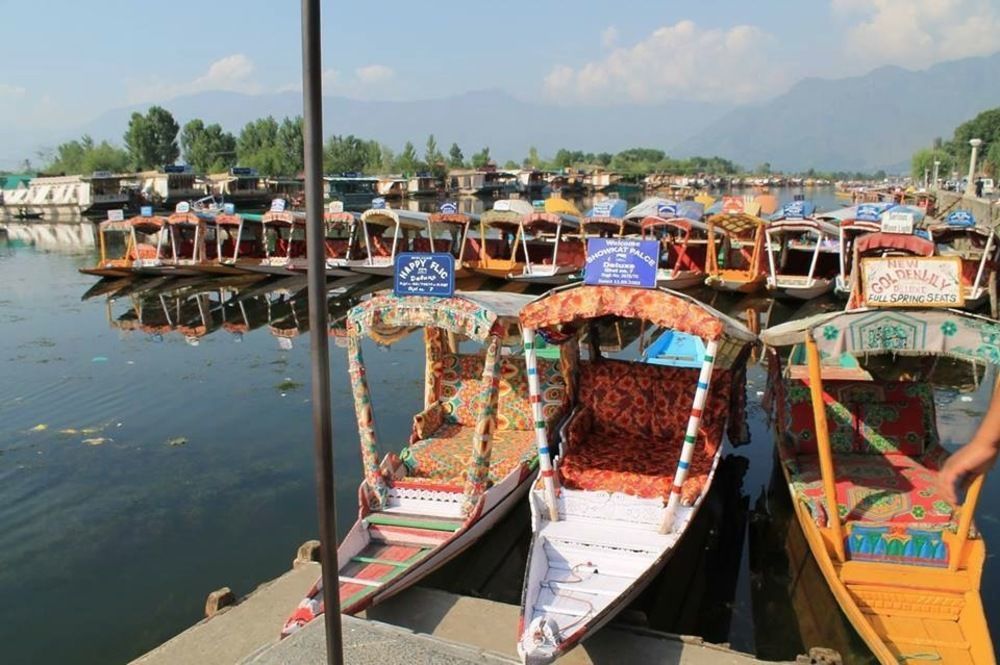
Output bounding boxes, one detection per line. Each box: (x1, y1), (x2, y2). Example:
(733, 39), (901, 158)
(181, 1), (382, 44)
(939, 471), (958, 505)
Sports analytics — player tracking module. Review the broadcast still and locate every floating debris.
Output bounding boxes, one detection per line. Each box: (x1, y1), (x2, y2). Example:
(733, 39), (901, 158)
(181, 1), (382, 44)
(29, 424), (47, 432)
(166, 436), (188, 447)
(83, 437), (108, 446)
(92, 356), (109, 363)
(276, 378), (302, 392)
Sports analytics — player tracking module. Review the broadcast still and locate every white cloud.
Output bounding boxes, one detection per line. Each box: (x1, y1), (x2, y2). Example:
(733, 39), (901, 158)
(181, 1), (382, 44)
(543, 21), (784, 104)
(355, 64), (394, 84)
(601, 26), (619, 49)
(275, 68), (338, 94)
(0, 83), (26, 98)
(126, 53), (261, 104)
(832, 0), (1000, 67)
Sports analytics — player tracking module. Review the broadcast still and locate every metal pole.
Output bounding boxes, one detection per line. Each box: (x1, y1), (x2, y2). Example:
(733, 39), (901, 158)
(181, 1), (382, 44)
(301, 1), (344, 664)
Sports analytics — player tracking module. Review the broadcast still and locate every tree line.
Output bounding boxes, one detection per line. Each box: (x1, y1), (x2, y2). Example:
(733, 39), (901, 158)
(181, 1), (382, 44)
(37, 104), (891, 180)
(911, 107), (1000, 181)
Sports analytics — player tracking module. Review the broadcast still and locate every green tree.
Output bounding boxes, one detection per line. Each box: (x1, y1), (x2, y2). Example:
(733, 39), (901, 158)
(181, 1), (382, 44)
(524, 146), (541, 168)
(378, 144), (396, 174)
(911, 147), (954, 182)
(324, 134), (379, 173)
(276, 116), (304, 176)
(471, 146), (491, 168)
(950, 108), (1000, 172)
(48, 135), (130, 174)
(180, 119), (237, 173)
(503, 160), (518, 169)
(395, 141), (422, 174)
(447, 142), (465, 169)
(236, 116), (282, 174)
(124, 106), (180, 170)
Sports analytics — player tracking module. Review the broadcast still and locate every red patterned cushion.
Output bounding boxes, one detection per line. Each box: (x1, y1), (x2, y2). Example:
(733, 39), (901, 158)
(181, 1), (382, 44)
(557, 360), (731, 501)
(403, 424), (536, 486)
(785, 380), (933, 456)
(559, 430), (715, 503)
(787, 448), (955, 528)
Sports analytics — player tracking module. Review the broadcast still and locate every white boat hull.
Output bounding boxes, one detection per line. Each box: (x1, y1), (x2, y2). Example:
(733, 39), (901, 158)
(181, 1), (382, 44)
(767, 278), (835, 301)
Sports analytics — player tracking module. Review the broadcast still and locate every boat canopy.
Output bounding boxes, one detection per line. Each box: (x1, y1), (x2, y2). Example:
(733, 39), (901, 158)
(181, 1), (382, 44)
(854, 231), (934, 256)
(925, 210), (991, 236)
(482, 199), (534, 230)
(543, 198), (581, 217)
(582, 199), (636, 235)
(214, 213), (243, 227)
(707, 195), (763, 217)
(707, 210), (765, 235)
(122, 215), (167, 234)
(640, 215), (710, 234)
(346, 290), (537, 511)
(523, 212), (579, 234)
(624, 197), (676, 221)
(761, 307), (1000, 367)
(324, 211), (357, 228)
(584, 199), (627, 219)
(428, 212), (476, 227)
(166, 211), (205, 227)
(262, 210), (304, 227)
(767, 217), (840, 237)
(520, 284), (755, 351)
(360, 208), (428, 231)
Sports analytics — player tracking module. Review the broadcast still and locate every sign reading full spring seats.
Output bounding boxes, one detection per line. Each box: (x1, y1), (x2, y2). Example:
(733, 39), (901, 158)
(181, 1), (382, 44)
(861, 256), (964, 308)
(584, 238), (658, 288)
(394, 253), (455, 297)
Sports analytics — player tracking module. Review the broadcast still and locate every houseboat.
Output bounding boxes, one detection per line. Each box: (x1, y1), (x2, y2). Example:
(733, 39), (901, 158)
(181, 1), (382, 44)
(324, 174), (379, 208)
(448, 166), (517, 197)
(137, 166), (205, 207)
(406, 172), (443, 198)
(764, 201), (841, 300)
(376, 177), (408, 200)
(2, 172), (132, 221)
(206, 167), (273, 209)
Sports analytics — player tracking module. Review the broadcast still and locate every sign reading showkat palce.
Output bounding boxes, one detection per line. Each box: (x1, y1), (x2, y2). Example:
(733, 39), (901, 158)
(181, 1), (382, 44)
(861, 256), (965, 308)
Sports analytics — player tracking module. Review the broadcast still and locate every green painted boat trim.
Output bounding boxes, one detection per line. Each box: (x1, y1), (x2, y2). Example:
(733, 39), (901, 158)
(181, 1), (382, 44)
(339, 548), (431, 609)
(350, 555), (411, 567)
(365, 513), (462, 532)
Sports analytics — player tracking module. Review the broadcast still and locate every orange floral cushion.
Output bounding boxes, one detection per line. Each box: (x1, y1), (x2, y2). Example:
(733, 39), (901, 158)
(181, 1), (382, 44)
(403, 424), (537, 486)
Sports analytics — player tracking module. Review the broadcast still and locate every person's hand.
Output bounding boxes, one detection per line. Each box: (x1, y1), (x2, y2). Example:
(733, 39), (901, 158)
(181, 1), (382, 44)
(939, 441), (999, 505)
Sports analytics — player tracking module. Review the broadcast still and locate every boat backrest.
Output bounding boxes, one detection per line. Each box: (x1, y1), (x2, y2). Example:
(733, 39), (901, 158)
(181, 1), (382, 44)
(575, 359), (731, 455)
(439, 352), (566, 430)
(324, 238), (350, 258)
(783, 379), (937, 455)
(549, 240), (586, 267)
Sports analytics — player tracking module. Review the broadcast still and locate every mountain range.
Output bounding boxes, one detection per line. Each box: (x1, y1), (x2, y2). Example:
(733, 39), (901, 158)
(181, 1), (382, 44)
(8, 52), (1000, 173)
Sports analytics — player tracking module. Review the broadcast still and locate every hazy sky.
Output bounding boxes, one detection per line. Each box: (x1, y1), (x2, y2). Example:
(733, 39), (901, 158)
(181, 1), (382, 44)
(2, 0), (998, 131)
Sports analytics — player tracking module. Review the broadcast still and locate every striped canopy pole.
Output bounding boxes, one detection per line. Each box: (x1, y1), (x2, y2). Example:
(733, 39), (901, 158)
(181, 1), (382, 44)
(522, 327), (560, 521)
(659, 338), (719, 534)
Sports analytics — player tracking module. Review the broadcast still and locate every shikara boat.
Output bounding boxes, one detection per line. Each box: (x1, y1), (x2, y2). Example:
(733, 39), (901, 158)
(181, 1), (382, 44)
(194, 211), (268, 276)
(924, 210), (999, 316)
(764, 201), (841, 300)
(467, 199), (536, 279)
(286, 202), (359, 277)
(638, 201), (710, 290)
(843, 208), (934, 309)
(762, 307), (996, 665)
(244, 202), (308, 277)
(825, 203), (889, 298)
(515, 284), (756, 664)
(346, 205), (430, 276)
(705, 196), (768, 293)
(580, 199), (636, 239)
(509, 199), (586, 285)
(283, 291), (569, 632)
(423, 204), (476, 278)
(161, 209), (210, 277)
(80, 213), (173, 278)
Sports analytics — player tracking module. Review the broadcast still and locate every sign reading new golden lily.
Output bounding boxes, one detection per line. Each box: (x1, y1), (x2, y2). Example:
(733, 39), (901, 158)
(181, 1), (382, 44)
(861, 256), (965, 308)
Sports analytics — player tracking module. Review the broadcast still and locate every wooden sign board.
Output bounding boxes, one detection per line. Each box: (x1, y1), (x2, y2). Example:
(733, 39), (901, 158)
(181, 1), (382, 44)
(861, 256), (964, 308)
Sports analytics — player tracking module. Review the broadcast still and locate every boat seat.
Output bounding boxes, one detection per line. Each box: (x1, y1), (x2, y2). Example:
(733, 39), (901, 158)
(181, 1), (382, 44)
(557, 359), (734, 504)
(782, 380), (937, 456)
(324, 239), (350, 258)
(786, 447), (955, 567)
(128, 243), (158, 260)
(401, 354), (567, 487)
(370, 235), (392, 257)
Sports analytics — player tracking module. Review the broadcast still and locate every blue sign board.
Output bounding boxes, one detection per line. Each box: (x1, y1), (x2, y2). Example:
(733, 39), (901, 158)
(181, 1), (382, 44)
(657, 202), (677, 217)
(394, 253), (455, 297)
(140, 205), (153, 217)
(223, 203), (236, 215)
(583, 238), (658, 288)
(856, 203), (891, 222)
(779, 200), (815, 219)
(371, 197), (387, 210)
(439, 201), (458, 214)
(946, 209), (976, 227)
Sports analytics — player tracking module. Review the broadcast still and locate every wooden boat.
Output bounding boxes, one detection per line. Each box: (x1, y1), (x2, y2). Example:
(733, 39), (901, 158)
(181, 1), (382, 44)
(282, 291), (569, 633)
(508, 199), (586, 285)
(638, 201), (710, 290)
(467, 199), (536, 279)
(191, 211), (268, 276)
(762, 307), (996, 665)
(243, 201), (308, 277)
(423, 204), (477, 278)
(160, 209), (211, 277)
(515, 284), (756, 664)
(924, 210), (999, 316)
(705, 196), (767, 293)
(285, 202), (360, 278)
(580, 199), (635, 239)
(823, 203), (888, 298)
(764, 201), (841, 300)
(345, 204), (430, 277)
(80, 212), (173, 278)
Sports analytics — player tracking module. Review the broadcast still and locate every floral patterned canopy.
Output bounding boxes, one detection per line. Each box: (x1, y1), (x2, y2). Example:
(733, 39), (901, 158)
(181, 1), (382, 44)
(761, 307), (1000, 366)
(347, 291), (536, 344)
(519, 285), (756, 344)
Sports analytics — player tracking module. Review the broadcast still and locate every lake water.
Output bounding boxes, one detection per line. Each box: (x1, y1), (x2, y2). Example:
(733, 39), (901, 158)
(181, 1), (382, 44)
(1, 189), (997, 664)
